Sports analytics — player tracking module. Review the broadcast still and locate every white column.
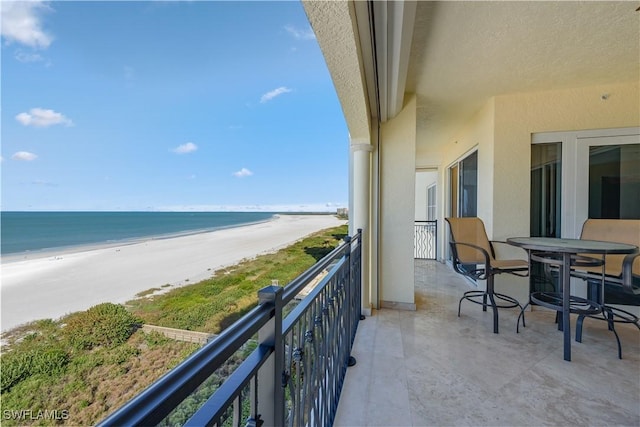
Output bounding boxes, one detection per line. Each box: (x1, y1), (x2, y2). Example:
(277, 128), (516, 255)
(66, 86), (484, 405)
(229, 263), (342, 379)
(350, 139), (373, 315)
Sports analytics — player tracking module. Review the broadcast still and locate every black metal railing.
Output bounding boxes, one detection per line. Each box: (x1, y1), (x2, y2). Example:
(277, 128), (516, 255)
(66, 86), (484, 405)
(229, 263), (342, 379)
(415, 220), (437, 260)
(99, 230), (362, 427)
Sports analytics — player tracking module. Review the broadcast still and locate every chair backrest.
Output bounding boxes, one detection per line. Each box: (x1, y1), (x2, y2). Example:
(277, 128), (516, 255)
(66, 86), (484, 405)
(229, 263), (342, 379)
(445, 217), (494, 264)
(580, 219), (640, 277)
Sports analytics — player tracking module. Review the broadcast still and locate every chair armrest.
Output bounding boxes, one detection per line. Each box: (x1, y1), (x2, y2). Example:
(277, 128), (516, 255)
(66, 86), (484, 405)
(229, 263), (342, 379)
(622, 252), (640, 293)
(451, 241), (491, 263)
(449, 241), (491, 280)
(571, 252), (638, 295)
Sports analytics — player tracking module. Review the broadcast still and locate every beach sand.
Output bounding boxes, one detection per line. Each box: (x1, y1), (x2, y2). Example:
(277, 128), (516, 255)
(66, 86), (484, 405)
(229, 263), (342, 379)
(1, 214), (346, 332)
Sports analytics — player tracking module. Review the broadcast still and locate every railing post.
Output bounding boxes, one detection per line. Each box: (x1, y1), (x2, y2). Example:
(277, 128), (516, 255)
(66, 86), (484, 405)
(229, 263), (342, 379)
(343, 235), (357, 368)
(356, 229), (363, 322)
(255, 284), (284, 427)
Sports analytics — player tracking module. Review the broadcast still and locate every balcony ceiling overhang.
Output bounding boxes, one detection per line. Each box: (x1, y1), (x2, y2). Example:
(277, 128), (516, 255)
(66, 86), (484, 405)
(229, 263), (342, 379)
(304, 1), (640, 150)
(302, 1), (372, 141)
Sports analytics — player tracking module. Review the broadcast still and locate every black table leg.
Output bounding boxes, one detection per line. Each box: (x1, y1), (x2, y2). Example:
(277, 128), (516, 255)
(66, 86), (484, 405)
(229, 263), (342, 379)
(562, 252), (571, 361)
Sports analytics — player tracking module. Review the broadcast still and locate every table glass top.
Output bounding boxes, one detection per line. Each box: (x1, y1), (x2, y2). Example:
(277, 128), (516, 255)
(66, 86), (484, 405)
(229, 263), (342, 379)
(507, 237), (638, 254)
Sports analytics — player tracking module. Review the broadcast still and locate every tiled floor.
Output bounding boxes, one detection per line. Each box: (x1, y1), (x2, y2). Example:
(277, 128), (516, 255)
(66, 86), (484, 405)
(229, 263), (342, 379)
(335, 260), (640, 427)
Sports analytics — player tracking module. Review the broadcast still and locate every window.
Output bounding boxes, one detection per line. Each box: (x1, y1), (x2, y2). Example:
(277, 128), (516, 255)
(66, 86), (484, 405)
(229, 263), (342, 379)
(449, 150), (478, 218)
(531, 128), (640, 304)
(532, 128), (640, 237)
(588, 144), (640, 219)
(531, 142), (562, 237)
(427, 184), (436, 221)
(447, 150), (478, 265)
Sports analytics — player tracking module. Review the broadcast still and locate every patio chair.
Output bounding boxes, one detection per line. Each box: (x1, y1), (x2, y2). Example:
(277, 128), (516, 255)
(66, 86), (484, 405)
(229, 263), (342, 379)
(445, 217), (529, 333)
(570, 219), (640, 358)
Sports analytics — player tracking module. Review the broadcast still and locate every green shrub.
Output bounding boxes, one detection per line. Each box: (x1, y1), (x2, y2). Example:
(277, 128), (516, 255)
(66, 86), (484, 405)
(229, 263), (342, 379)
(144, 331), (170, 347)
(106, 345), (140, 365)
(1, 352), (31, 391)
(64, 303), (139, 350)
(31, 347), (69, 375)
(1, 346), (68, 391)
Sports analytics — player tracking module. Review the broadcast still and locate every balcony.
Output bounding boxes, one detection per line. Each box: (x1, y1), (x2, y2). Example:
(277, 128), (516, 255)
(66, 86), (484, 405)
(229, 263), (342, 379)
(335, 259), (640, 426)
(99, 232), (638, 426)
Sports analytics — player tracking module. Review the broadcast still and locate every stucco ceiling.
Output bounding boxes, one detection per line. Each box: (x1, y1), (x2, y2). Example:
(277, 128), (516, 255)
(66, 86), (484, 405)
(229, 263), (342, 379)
(405, 1), (640, 149)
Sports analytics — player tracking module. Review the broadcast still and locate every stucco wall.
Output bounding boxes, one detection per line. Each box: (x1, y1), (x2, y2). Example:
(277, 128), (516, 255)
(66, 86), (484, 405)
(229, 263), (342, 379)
(437, 81), (640, 303)
(437, 81), (640, 241)
(438, 99), (495, 234)
(380, 95), (417, 308)
(493, 81), (640, 240)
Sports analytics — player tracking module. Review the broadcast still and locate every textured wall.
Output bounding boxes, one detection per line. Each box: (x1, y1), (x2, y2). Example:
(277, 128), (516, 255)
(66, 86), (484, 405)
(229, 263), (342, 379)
(493, 81), (640, 240)
(379, 95), (417, 307)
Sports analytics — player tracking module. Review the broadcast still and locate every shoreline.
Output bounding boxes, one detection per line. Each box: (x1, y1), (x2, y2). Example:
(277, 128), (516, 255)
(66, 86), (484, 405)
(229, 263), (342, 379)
(1, 214), (346, 332)
(1, 214), (281, 264)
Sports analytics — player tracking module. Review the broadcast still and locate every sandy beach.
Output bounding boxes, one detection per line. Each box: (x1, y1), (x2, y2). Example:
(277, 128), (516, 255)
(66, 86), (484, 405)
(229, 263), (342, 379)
(1, 214), (346, 332)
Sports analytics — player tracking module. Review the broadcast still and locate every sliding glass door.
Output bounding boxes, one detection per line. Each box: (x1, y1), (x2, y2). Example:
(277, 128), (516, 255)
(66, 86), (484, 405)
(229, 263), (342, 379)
(531, 143), (562, 237)
(580, 137), (640, 221)
(449, 150), (478, 218)
(532, 129), (640, 238)
(447, 150), (478, 262)
(531, 128), (640, 303)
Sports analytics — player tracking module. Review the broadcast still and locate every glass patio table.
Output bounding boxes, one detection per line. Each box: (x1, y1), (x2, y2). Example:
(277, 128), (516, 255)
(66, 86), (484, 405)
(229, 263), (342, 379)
(506, 237), (638, 361)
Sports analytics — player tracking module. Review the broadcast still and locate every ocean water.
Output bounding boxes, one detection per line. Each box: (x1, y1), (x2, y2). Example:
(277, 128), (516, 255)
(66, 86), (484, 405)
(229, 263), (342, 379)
(0, 211), (276, 256)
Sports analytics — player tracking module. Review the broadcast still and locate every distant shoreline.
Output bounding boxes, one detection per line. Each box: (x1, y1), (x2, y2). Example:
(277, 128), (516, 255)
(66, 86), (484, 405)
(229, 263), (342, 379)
(0, 214), (280, 264)
(1, 211), (284, 258)
(1, 211), (340, 260)
(0, 214), (346, 332)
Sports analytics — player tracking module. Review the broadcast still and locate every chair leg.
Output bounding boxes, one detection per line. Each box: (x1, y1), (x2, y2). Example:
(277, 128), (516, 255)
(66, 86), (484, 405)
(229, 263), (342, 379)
(611, 322), (622, 360)
(486, 276), (499, 333)
(604, 310), (623, 359)
(575, 314), (585, 343)
(516, 301), (529, 333)
(576, 309), (624, 359)
(489, 293), (499, 333)
(458, 278), (523, 334)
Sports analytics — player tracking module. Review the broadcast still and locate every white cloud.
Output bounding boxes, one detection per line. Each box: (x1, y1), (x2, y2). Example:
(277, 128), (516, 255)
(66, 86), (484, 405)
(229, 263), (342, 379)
(12, 151), (38, 161)
(172, 142), (198, 154)
(16, 108), (73, 127)
(260, 86), (292, 103)
(233, 168), (253, 178)
(14, 50), (44, 62)
(0, 1), (53, 49)
(284, 25), (315, 40)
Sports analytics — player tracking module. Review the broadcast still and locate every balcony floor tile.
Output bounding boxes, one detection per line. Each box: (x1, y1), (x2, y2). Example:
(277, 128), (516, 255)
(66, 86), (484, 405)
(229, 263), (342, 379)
(335, 260), (640, 426)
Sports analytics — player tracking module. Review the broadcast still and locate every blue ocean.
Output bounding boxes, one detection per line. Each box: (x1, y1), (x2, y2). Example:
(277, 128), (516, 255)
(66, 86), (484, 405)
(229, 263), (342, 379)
(1, 211), (276, 256)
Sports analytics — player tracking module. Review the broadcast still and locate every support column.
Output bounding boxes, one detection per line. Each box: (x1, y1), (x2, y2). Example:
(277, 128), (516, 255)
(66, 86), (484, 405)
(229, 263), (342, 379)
(350, 139), (373, 316)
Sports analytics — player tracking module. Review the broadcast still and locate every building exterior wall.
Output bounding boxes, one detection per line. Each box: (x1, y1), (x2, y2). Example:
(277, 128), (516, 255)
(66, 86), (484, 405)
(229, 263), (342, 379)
(379, 95), (417, 308)
(492, 81), (640, 240)
(435, 81), (639, 239)
(437, 99), (495, 259)
(435, 81), (640, 303)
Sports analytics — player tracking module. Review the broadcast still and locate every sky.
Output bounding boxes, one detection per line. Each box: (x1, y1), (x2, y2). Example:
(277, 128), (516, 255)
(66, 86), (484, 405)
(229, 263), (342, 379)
(0, 0), (349, 212)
